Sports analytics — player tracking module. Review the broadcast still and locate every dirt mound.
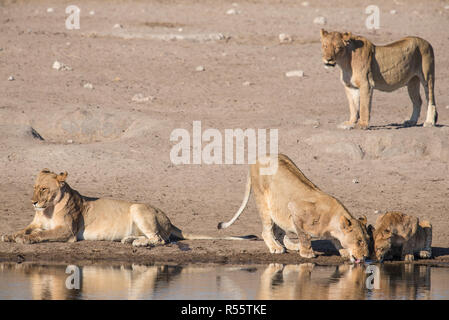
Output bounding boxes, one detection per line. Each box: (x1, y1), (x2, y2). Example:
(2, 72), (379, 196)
(303, 128), (449, 161)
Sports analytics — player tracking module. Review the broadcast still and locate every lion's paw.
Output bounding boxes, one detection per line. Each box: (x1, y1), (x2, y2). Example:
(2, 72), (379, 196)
(269, 246), (286, 254)
(404, 254), (415, 262)
(423, 121), (435, 128)
(132, 238), (152, 247)
(337, 121), (356, 130)
(403, 120), (417, 127)
(14, 235), (33, 244)
(1, 234), (14, 242)
(419, 250), (431, 259)
(121, 236), (137, 245)
(299, 249), (316, 259)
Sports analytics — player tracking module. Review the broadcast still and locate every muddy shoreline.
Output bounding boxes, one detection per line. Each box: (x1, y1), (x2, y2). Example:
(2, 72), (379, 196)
(1, 240), (449, 267)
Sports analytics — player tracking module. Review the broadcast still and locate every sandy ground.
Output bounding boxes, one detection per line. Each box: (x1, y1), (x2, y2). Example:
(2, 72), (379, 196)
(1, 0), (449, 266)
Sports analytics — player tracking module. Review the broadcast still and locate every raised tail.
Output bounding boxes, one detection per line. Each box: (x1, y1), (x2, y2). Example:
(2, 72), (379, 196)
(170, 225), (257, 241)
(217, 169), (252, 230)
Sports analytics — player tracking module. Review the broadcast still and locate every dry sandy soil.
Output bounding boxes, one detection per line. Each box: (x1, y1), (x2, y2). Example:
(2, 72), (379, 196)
(1, 0), (449, 266)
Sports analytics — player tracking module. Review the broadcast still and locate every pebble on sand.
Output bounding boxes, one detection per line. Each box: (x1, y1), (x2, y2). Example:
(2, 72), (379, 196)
(313, 16), (327, 25)
(285, 70), (304, 78)
(132, 93), (154, 103)
(195, 66), (205, 72)
(52, 61), (71, 71)
(279, 33), (293, 44)
(226, 8), (240, 15)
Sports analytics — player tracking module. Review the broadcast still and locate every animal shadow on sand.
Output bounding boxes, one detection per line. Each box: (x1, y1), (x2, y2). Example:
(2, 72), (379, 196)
(369, 123), (447, 131)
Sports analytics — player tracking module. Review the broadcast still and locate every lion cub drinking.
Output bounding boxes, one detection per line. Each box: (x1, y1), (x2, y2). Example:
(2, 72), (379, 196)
(320, 29), (437, 129)
(1, 169), (256, 246)
(218, 154), (370, 263)
(369, 211), (432, 262)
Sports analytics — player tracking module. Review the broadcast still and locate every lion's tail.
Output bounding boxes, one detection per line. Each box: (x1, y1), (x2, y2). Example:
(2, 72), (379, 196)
(170, 225), (257, 241)
(217, 169), (252, 230)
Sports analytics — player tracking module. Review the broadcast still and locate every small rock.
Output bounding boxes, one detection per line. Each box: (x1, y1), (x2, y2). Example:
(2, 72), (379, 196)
(47, 8), (54, 13)
(301, 1), (309, 6)
(52, 61), (71, 71)
(226, 8), (240, 15)
(178, 28), (183, 32)
(313, 16), (327, 25)
(285, 70), (304, 78)
(445, 5), (449, 10)
(89, 10), (95, 15)
(279, 33), (293, 44)
(195, 65), (205, 72)
(374, 210), (381, 214)
(242, 81), (253, 86)
(8, 76), (14, 81)
(352, 178), (359, 184)
(113, 24), (123, 29)
(445, 105), (449, 109)
(83, 82), (93, 89)
(67, 139), (73, 144)
(132, 93), (154, 103)
(390, 9), (397, 15)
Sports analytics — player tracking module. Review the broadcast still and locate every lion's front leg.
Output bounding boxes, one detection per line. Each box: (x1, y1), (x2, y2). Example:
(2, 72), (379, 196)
(401, 241), (416, 262)
(356, 83), (373, 130)
(338, 86), (360, 130)
(15, 226), (75, 244)
(1, 223), (40, 243)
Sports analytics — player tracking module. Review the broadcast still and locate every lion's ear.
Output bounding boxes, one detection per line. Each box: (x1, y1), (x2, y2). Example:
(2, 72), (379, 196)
(340, 216), (353, 232)
(358, 215), (367, 226)
(342, 32), (352, 45)
(320, 29), (328, 38)
(56, 171), (68, 183)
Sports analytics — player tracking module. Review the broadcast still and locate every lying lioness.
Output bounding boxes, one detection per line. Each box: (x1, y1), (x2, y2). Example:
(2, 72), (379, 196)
(369, 211), (432, 262)
(320, 29), (437, 129)
(218, 154), (370, 263)
(1, 169), (256, 246)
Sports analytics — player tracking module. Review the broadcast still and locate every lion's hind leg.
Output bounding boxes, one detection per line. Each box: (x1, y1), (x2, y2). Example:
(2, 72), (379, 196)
(404, 76), (422, 127)
(128, 204), (170, 247)
(420, 47), (437, 127)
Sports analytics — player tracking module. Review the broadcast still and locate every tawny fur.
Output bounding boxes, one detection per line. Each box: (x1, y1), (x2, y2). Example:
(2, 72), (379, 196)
(1, 169), (256, 247)
(320, 29), (437, 129)
(218, 154), (370, 262)
(369, 211), (432, 261)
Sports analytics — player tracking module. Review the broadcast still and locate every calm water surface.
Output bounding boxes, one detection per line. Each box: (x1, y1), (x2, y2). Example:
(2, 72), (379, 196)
(1, 262), (449, 300)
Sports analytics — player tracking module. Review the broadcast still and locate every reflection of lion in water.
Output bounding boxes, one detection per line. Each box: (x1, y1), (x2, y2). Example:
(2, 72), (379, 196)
(1, 169), (256, 246)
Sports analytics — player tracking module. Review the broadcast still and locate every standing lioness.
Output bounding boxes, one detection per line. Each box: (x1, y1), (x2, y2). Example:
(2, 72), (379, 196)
(1, 169), (256, 246)
(218, 154), (370, 263)
(320, 29), (437, 129)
